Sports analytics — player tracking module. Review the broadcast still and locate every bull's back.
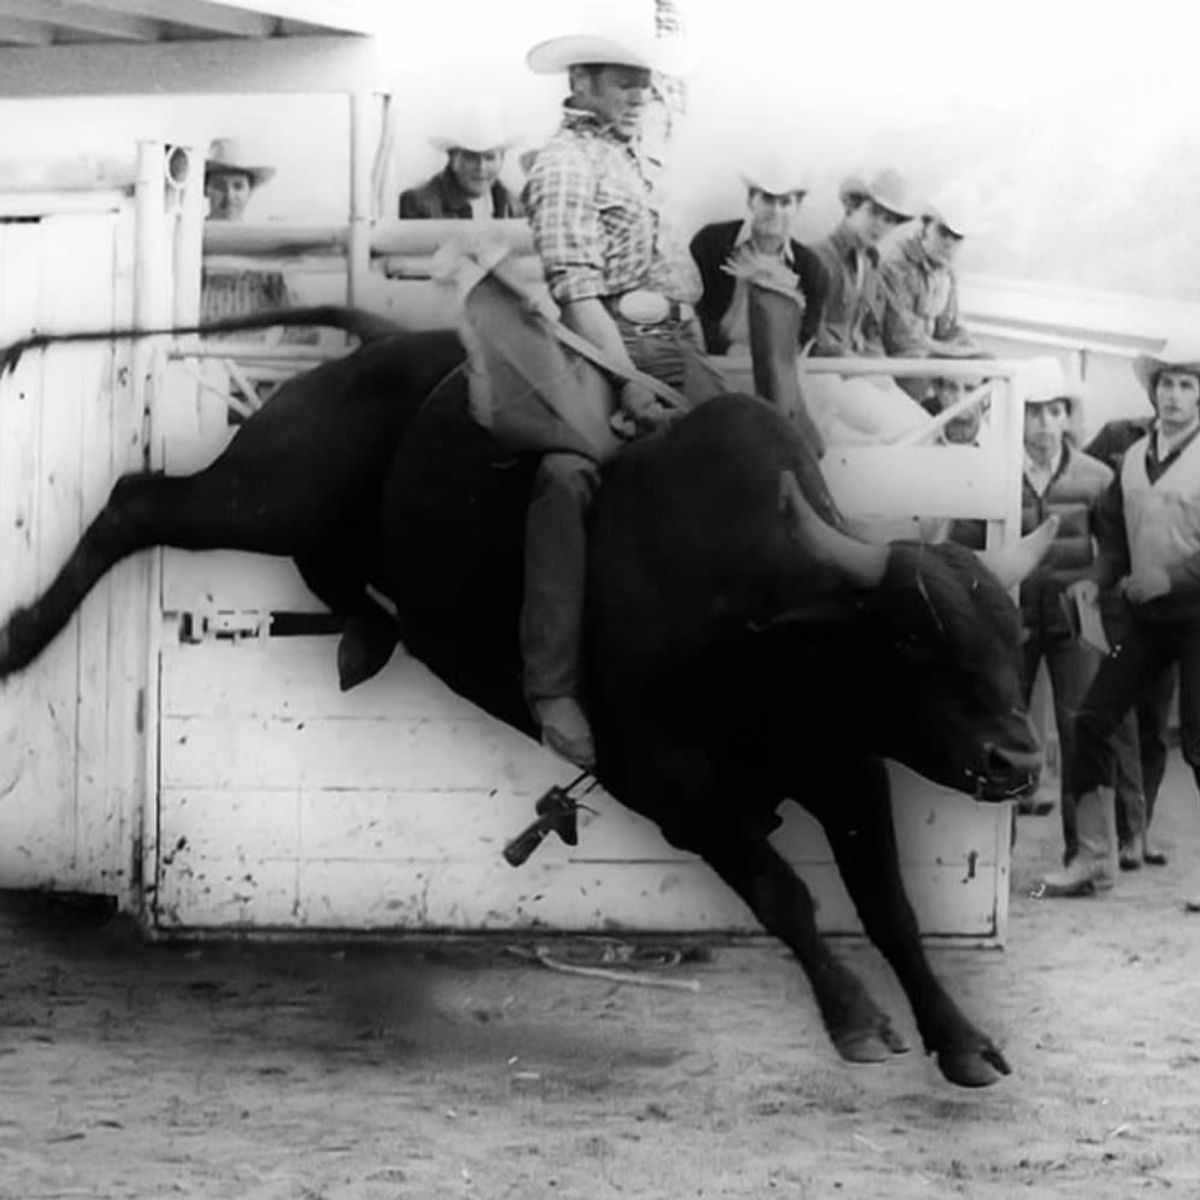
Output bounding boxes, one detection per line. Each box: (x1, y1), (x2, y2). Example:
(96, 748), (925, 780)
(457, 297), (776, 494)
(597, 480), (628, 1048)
(205, 329), (467, 535)
(590, 395), (843, 677)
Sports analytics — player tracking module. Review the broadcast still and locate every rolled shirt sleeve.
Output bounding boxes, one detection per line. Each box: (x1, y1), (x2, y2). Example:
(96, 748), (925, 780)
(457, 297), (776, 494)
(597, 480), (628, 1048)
(525, 140), (607, 306)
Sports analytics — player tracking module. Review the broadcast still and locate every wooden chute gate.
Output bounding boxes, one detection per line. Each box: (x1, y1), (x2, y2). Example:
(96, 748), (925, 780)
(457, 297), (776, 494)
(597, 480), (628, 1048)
(0, 13), (1048, 942)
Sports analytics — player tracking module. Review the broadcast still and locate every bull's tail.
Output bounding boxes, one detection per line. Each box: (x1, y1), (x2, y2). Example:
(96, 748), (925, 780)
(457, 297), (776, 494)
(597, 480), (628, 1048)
(0, 305), (403, 376)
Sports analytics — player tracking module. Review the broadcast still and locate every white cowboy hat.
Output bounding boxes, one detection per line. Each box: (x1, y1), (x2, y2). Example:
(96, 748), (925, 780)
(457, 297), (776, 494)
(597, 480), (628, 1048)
(526, 29), (690, 75)
(739, 155), (808, 198)
(204, 138), (275, 186)
(838, 167), (915, 221)
(923, 186), (986, 239)
(429, 108), (519, 155)
(1023, 356), (1084, 410)
(1133, 338), (1200, 396)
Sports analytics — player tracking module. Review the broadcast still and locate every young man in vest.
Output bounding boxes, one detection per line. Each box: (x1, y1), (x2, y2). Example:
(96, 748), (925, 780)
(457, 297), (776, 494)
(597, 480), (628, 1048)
(1045, 340), (1200, 899)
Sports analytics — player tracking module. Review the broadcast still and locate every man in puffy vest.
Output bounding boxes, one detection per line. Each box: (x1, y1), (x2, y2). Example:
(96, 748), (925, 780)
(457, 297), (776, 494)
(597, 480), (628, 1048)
(1050, 340), (1200, 902)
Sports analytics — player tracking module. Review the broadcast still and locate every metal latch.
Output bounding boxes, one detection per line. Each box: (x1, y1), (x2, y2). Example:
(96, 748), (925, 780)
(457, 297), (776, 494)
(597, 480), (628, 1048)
(176, 608), (269, 644)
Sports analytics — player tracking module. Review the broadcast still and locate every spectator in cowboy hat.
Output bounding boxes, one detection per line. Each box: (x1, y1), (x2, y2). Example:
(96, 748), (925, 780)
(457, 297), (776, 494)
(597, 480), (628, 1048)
(811, 167), (914, 358)
(399, 107), (523, 220)
(689, 156), (827, 355)
(801, 167), (932, 448)
(880, 186), (986, 399)
(949, 360), (1139, 851)
(1047, 338), (1200, 902)
(203, 137), (275, 222)
(476, 20), (725, 768)
(1085, 416), (1174, 869)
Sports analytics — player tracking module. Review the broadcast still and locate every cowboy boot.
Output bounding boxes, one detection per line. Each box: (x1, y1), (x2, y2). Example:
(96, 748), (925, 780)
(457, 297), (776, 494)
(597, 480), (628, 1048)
(1040, 787), (1118, 897)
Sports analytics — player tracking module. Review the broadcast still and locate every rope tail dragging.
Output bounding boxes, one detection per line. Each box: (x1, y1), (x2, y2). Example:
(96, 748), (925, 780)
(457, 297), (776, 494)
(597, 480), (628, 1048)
(0, 306), (403, 376)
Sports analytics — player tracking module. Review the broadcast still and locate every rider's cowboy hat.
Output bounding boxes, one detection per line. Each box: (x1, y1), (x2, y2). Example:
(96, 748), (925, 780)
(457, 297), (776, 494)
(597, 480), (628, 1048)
(204, 138), (275, 185)
(526, 27), (690, 75)
(430, 108), (519, 155)
(1133, 338), (1200, 396)
(1023, 356), (1083, 412)
(739, 154), (808, 198)
(838, 167), (915, 221)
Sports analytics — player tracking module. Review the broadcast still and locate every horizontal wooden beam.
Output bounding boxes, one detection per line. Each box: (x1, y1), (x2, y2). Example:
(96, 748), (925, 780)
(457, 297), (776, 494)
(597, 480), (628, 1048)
(83, 0), (275, 38)
(0, 14), (53, 44)
(0, 0), (159, 41)
(0, 32), (383, 94)
(202, 0), (381, 35)
(203, 218), (535, 258)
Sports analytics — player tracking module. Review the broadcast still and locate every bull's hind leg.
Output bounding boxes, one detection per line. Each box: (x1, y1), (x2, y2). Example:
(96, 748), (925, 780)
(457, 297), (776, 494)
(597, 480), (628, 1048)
(293, 553), (401, 691)
(813, 756), (1011, 1088)
(694, 833), (909, 1065)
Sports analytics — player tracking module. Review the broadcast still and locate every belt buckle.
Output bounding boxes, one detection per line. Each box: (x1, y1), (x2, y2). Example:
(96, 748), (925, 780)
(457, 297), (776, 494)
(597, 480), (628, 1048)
(616, 289), (671, 325)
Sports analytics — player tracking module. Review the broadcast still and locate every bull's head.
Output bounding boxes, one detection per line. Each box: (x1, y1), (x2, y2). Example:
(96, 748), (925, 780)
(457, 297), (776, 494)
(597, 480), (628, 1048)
(779, 471), (1056, 801)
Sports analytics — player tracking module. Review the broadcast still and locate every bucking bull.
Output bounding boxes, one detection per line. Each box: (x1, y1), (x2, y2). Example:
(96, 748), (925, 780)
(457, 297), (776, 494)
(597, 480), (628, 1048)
(0, 300), (1056, 1089)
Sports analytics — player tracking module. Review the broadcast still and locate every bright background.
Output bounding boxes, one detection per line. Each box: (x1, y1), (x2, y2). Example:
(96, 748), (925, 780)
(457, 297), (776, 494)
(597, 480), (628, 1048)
(0, 0), (1197, 299)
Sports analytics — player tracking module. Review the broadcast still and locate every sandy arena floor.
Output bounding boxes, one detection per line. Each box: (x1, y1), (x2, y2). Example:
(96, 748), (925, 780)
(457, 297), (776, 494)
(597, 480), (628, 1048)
(3, 757), (1200, 1200)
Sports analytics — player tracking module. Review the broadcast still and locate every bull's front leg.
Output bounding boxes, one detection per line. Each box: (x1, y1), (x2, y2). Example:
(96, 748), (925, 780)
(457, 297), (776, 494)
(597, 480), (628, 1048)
(812, 755), (1011, 1088)
(694, 833), (910, 1065)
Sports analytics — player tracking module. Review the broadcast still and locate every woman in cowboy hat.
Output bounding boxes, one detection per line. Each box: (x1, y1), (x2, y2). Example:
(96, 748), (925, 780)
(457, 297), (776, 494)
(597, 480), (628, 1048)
(398, 107), (523, 220)
(1048, 339), (1200, 902)
(204, 137), (275, 223)
(688, 156), (827, 356)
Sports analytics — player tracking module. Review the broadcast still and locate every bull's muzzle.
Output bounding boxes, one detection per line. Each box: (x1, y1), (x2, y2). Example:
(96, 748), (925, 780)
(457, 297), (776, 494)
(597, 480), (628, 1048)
(978, 740), (1043, 800)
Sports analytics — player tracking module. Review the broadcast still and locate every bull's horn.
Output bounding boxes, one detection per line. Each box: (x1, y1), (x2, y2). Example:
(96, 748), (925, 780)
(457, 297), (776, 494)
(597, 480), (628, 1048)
(779, 470), (888, 588)
(975, 516), (1060, 589)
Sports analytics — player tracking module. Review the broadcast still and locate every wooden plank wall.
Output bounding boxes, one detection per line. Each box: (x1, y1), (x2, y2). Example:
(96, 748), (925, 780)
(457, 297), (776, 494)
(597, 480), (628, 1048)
(156, 639), (1008, 937)
(149, 352), (1011, 943)
(0, 209), (143, 898)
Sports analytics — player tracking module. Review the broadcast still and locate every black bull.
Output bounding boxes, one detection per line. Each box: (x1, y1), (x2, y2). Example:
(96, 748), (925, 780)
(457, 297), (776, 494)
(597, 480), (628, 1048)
(0, 311), (1055, 1089)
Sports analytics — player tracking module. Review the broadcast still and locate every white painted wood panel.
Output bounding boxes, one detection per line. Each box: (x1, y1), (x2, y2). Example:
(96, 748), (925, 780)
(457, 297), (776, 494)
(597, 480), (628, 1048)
(0, 207), (143, 897)
(153, 638), (1008, 940)
(150, 316), (1014, 942)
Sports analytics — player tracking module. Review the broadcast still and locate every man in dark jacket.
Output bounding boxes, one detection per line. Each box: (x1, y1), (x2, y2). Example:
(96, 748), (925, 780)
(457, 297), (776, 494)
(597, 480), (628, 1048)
(1085, 416), (1173, 868)
(399, 110), (523, 220)
(689, 163), (826, 355)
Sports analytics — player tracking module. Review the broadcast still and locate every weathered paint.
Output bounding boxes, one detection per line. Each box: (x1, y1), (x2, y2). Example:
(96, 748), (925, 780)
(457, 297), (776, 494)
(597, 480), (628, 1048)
(0, 205), (145, 900)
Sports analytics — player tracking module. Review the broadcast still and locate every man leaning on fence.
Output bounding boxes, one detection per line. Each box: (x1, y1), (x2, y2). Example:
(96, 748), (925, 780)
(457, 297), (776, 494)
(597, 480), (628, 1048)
(399, 109), (524, 221)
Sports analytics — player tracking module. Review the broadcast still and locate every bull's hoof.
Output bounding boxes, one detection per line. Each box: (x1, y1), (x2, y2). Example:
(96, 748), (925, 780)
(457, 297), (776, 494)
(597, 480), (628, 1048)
(337, 616), (399, 692)
(833, 1017), (909, 1063)
(935, 1042), (1011, 1088)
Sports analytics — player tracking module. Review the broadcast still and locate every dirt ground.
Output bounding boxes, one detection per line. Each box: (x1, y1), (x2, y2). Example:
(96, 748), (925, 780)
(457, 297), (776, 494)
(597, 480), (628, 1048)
(3, 758), (1200, 1200)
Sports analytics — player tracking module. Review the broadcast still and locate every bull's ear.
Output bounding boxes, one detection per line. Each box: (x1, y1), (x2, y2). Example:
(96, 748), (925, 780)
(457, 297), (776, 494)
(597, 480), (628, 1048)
(779, 469), (888, 588)
(974, 516), (1060, 589)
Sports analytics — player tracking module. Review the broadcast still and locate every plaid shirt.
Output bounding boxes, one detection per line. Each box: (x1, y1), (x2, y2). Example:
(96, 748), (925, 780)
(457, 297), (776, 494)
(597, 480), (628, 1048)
(524, 105), (700, 307)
